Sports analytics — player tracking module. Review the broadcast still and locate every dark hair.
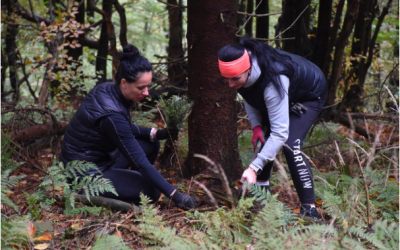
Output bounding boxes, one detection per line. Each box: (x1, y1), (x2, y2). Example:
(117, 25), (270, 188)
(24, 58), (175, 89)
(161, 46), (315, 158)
(115, 44), (152, 86)
(217, 36), (295, 98)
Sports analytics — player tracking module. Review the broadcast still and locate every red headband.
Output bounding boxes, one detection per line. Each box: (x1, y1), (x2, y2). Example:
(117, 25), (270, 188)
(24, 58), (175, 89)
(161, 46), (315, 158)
(218, 49), (251, 78)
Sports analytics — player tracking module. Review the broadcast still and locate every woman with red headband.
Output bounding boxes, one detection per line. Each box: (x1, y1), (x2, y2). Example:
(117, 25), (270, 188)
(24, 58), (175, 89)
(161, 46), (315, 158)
(218, 37), (327, 219)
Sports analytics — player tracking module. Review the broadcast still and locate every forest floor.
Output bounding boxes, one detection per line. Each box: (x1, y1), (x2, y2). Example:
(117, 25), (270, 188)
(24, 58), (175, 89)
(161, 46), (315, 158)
(3, 114), (399, 249)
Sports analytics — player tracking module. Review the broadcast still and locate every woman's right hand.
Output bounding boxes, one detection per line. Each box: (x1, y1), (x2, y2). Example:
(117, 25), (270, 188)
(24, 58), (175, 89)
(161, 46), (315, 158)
(171, 190), (196, 210)
(241, 168), (257, 184)
(252, 125), (265, 149)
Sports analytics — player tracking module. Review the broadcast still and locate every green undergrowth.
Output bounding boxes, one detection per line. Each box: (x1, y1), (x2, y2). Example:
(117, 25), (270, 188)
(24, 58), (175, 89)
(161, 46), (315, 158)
(2, 118), (398, 249)
(107, 185), (398, 249)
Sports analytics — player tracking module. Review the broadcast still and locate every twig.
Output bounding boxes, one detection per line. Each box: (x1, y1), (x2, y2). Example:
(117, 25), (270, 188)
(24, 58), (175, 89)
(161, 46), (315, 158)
(237, 11), (281, 17)
(354, 149), (371, 227)
(192, 180), (219, 208)
(383, 85), (399, 113)
(273, 5), (309, 40)
(194, 154), (235, 208)
(164, 207), (217, 220)
(156, 105), (183, 177)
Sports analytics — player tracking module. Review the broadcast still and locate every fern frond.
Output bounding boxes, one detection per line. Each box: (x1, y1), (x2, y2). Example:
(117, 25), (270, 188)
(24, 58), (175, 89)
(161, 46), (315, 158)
(92, 235), (130, 250)
(77, 175), (117, 201)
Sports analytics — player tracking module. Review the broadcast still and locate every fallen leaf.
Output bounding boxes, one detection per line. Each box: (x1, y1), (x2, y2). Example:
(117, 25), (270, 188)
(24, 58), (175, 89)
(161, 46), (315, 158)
(34, 233), (53, 241)
(28, 221), (36, 237)
(71, 222), (83, 231)
(293, 208), (300, 214)
(315, 200), (323, 206)
(34, 243), (50, 249)
(113, 230), (122, 238)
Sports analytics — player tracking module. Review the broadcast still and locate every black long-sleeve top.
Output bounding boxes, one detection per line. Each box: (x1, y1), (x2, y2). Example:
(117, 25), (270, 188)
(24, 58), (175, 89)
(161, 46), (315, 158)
(99, 113), (175, 197)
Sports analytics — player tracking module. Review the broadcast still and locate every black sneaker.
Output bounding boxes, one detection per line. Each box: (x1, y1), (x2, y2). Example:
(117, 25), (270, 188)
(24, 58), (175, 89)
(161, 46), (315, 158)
(300, 205), (320, 219)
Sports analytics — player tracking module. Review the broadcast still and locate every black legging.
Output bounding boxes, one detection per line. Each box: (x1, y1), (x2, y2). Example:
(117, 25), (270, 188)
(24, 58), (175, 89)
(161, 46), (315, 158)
(258, 95), (326, 204)
(100, 138), (161, 204)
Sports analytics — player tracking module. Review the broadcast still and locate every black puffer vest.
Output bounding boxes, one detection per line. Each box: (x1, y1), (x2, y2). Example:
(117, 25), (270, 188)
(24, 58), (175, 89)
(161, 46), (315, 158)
(238, 50), (327, 126)
(60, 82), (132, 170)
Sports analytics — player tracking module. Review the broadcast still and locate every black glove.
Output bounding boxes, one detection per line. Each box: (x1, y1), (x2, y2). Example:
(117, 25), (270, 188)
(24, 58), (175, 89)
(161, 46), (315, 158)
(156, 128), (179, 141)
(171, 191), (196, 210)
(290, 102), (308, 115)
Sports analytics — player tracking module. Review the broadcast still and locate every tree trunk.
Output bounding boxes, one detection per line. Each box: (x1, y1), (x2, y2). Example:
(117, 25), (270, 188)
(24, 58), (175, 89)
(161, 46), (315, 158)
(95, 0), (113, 84)
(114, 0), (128, 47)
(311, 0), (332, 70)
(323, 0), (345, 76)
(237, 0), (246, 37)
(325, 0), (360, 109)
(166, 0), (185, 85)
(343, 0), (375, 111)
(1, 48), (7, 102)
(394, 0), (400, 87)
(5, 0), (19, 102)
(255, 0), (269, 39)
(279, 0), (312, 57)
(186, 0), (242, 181)
(245, 0), (254, 37)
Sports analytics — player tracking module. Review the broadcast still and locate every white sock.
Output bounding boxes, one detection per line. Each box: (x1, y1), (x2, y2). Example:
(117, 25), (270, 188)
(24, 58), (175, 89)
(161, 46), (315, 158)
(256, 180), (269, 186)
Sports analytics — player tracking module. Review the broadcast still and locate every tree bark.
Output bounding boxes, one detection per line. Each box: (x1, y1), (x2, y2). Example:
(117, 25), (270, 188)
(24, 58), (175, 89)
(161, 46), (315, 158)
(325, 0), (360, 108)
(343, 0), (375, 111)
(186, 0), (242, 181)
(255, 0), (269, 39)
(166, 0), (186, 85)
(114, 0), (128, 47)
(245, 0), (254, 37)
(311, 0), (332, 70)
(95, 0), (113, 84)
(11, 123), (67, 142)
(1, 49), (7, 102)
(5, 0), (19, 102)
(279, 0), (312, 57)
(323, 0), (345, 76)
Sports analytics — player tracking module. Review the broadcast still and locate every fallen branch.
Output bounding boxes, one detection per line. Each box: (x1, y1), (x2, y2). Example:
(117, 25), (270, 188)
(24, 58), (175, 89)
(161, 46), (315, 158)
(344, 112), (397, 122)
(11, 123), (67, 142)
(60, 195), (141, 213)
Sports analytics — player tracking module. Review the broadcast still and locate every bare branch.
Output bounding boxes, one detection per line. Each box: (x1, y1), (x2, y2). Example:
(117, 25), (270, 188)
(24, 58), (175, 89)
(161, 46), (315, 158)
(14, 3), (51, 25)
(237, 11), (281, 17)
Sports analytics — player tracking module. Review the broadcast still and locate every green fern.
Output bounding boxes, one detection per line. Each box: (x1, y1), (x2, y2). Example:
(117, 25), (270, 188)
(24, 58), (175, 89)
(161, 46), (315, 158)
(1, 215), (31, 249)
(1, 134), (25, 213)
(92, 235), (131, 250)
(39, 159), (117, 216)
(136, 193), (198, 249)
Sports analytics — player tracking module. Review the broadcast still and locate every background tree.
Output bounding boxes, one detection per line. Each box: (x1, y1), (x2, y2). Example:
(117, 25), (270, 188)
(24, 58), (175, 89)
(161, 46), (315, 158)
(311, 0), (332, 70)
(186, 0), (242, 181)
(275, 0), (312, 57)
(244, 0), (254, 37)
(255, 0), (269, 39)
(93, 0), (113, 84)
(4, 0), (18, 102)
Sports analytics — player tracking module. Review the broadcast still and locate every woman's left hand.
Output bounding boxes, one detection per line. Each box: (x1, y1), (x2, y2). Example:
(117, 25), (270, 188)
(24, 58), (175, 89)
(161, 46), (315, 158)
(241, 168), (257, 184)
